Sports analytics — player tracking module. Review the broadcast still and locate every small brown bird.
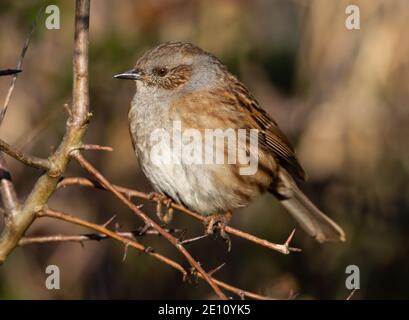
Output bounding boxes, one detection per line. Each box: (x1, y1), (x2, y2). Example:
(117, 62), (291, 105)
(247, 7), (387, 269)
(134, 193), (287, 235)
(115, 42), (345, 243)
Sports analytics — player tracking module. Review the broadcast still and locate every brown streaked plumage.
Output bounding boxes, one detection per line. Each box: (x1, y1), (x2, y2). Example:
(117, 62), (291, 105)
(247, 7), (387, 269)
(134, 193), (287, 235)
(115, 41), (345, 243)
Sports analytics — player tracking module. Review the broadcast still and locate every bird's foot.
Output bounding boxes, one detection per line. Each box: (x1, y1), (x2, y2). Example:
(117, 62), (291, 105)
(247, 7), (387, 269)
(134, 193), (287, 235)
(148, 192), (174, 224)
(204, 212), (232, 251)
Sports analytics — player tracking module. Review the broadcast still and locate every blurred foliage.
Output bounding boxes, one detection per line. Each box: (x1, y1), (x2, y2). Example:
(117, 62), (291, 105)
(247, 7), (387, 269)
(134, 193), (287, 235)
(0, 0), (408, 299)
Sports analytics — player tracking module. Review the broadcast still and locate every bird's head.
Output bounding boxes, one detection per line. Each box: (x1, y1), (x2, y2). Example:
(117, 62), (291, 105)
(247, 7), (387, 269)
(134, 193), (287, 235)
(114, 42), (226, 95)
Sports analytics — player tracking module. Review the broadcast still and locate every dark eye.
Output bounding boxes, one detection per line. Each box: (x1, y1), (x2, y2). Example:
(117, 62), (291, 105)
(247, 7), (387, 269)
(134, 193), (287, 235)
(155, 67), (168, 77)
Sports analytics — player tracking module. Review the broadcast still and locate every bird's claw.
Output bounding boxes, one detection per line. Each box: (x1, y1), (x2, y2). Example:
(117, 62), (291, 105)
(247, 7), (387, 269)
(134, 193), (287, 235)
(204, 214), (232, 252)
(149, 192), (174, 224)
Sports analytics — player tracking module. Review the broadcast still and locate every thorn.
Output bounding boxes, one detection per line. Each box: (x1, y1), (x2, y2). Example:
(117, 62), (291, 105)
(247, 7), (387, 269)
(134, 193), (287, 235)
(239, 292), (245, 300)
(189, 265), (200, 285)
(284, 229), (296, 247)
(144, 246), (154, 253)
(346, 289), (357, 300)
(122, 243), (129, 262)
(179, 234), (208, 245)
(80, 144), (114, 152)
(208, 262), (226, 276)
(284, 229), (302, 253)
(138, 223), (153, 236)
(102, 215), (116, 228)
(63, 103), (72, 117)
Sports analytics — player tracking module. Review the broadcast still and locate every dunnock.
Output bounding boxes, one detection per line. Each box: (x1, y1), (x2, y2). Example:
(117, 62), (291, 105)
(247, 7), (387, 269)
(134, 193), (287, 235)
(115, 42), (345, 243)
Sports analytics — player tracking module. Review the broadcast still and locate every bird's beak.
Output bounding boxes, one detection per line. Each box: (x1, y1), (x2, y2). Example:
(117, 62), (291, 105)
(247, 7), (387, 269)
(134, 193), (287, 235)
(113, 69), (143, 80)
(0, 69), (22, 77)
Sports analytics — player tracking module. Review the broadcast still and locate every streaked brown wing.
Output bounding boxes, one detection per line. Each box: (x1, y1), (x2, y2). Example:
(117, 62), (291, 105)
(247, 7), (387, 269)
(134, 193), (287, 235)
(227, 75), (307, 181)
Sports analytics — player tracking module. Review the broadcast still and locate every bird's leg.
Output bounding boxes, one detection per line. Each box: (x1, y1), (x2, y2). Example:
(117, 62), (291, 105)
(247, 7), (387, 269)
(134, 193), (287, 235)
(204, 211), (232, 251)
(148, 192), (174, 224)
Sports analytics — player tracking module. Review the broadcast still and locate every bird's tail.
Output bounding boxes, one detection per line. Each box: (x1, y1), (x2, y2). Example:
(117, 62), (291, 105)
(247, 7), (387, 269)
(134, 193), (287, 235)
(272, 169), (345, 243)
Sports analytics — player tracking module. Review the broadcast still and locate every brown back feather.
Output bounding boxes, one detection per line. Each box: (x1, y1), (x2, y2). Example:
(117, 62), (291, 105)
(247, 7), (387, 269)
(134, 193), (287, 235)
(225, 74), (307, 181)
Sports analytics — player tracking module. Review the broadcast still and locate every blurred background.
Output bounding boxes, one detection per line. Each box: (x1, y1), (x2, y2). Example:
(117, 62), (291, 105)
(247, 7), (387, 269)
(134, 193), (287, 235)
(0, 0), (408, 299)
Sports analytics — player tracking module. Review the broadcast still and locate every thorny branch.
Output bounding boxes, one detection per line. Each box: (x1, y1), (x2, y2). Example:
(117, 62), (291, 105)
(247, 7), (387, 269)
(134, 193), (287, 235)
(18, 227), (184, 245)
(57, 176), (301, 254)
(36, 208), (272, 300)
(0, 0), (91, 263)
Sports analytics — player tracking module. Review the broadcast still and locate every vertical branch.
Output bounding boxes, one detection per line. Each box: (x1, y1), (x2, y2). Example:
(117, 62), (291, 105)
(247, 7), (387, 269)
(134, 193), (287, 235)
(71, 0), (90, 126)
(0, 0), (91, 263)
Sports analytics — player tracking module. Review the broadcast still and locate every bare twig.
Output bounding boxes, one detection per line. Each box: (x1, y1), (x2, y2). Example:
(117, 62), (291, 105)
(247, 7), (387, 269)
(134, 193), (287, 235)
(0, 139), (50, 171)
(0, 69), (21, 77)
(58, 176), (301, 254)
(346, 289), (357, 300)
(72, 153), (228, 300)
(37, 208), (272, 300)
(18, 227), (183, 245)
(179, 234), (209, 245)
(0, 8), (40, 125)
(80, 144), (113, 152)
(39, 209), (186, 274)
(209, 263), (226, 276)
(0, 0), (91, 264)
